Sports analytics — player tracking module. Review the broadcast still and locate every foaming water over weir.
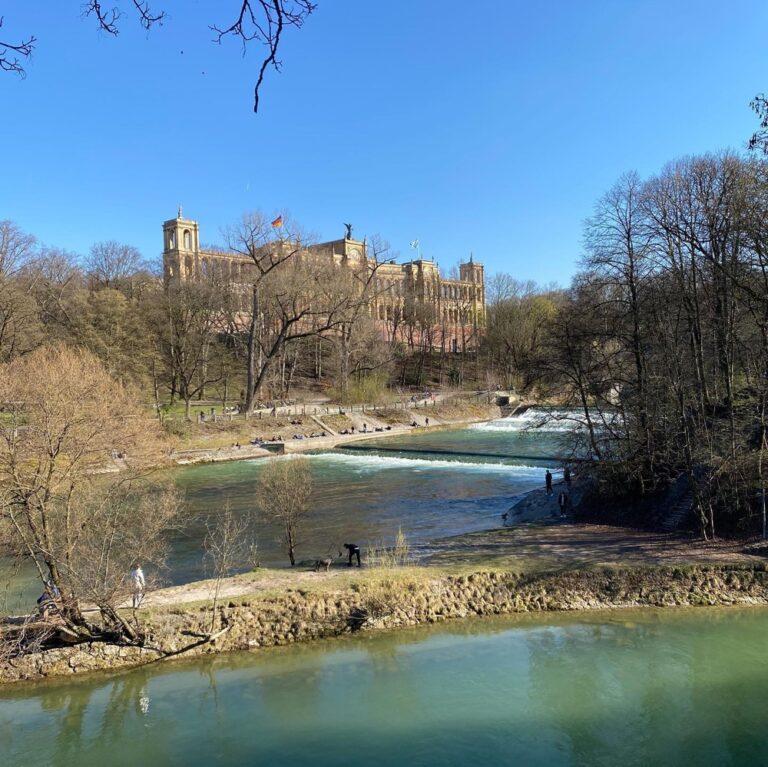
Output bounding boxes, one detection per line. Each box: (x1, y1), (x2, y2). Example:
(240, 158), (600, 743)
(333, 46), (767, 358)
(339, 443), (565, 463)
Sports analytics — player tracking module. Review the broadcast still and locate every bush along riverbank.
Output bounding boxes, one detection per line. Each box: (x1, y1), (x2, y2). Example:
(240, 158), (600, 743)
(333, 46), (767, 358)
(3, 563), (768, 684)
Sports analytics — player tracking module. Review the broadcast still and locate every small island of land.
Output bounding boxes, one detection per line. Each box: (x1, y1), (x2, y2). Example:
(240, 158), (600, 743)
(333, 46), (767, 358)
(4, 477), (767, 683)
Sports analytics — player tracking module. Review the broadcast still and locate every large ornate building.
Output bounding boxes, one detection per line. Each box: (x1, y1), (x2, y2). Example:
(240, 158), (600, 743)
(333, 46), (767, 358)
(162, 212), (485, 351)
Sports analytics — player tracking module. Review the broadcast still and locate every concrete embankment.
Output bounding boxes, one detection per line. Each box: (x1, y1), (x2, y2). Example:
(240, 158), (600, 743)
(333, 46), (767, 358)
(3, 564), (767, 684)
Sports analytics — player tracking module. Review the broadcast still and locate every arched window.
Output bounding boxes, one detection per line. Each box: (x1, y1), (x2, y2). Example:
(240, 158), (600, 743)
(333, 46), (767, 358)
(168, 231), (176, 249)
(185, 256), (193, 276)
(183, 230), (192, 250)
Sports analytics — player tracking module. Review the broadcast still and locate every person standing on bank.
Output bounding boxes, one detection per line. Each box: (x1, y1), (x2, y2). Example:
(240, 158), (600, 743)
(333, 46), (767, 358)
(343, 543), (361, 567)
(558, 491), (568, 518)
(130, 563), (146, 608)
(545, 470), (553, 495)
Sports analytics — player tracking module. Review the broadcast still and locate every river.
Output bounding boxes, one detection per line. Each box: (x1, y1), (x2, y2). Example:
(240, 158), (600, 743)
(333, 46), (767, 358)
(2, 411), (569, 613)
(168, 411), (568, 578)
(3, 606), (768, 766)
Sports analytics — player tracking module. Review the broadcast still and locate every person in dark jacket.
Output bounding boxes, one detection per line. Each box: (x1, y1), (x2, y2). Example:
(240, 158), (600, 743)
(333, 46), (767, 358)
(343, 543), (361, 567)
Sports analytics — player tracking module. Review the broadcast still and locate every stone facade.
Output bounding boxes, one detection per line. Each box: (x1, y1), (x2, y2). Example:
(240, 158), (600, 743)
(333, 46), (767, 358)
(162, 213), (485, 351)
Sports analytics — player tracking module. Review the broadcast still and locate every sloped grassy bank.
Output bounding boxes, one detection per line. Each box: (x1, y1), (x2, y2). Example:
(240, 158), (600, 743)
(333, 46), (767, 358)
(3, 563), (768, 684)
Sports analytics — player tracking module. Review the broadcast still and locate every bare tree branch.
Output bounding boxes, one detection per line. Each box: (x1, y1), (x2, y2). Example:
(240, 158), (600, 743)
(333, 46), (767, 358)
(4, 3), (312, 112)
(130, 0), (166, 31)
(749, 94), (768, 154)
(0, 17), (36, 77)
(83, 1), (165, 35)
(82, 2), (121, 35)
(210, 0), (316, 112)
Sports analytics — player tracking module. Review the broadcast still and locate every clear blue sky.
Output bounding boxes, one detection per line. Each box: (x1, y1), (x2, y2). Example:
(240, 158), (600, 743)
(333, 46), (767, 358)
(2, 0), (767, 284)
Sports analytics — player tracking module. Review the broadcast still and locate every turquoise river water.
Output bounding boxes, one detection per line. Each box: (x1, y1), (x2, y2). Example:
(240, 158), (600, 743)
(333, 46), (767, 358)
(2, 411), (567, 612)
(3, 606), (768, 766)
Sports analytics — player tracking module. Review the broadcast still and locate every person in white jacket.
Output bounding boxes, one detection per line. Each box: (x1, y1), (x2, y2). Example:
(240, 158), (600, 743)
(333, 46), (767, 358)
(130, 564), (146, 608)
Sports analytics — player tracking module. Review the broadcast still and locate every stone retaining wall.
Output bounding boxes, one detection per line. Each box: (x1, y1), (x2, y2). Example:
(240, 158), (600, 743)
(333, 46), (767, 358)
(3, 565), (767, 684)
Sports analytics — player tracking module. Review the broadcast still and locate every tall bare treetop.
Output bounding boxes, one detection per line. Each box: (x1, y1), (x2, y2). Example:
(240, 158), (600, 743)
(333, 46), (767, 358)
(0, 220), (36, 276)
(86, 241), (147, 288)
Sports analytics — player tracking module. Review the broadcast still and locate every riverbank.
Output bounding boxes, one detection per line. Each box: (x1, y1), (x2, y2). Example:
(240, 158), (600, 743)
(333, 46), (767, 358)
(170, 400), (502, 465)
(3, 551), (767, 684)
(7, 400), (766, 685)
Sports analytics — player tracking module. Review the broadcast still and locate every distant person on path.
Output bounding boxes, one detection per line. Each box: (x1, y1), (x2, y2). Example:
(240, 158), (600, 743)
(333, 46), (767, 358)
(425, 417), (430, 427)
(558, 491), (568, 518)
(501, 512), (509, 525)
(545, 470), (553, 495)
(564, 466), (571, 486)
(130, 563), (146, 608)
(343, 543), (361, 567)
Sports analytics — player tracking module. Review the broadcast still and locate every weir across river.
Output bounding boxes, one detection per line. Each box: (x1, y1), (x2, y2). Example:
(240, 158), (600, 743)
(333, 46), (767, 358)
(339, 443), (567, 463)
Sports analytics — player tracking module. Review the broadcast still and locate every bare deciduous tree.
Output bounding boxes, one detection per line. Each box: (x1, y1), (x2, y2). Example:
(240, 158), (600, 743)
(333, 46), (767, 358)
(157, 278), (232, 419)
(256, 457), (312, 566)
(203, 505), (256, 632)
(0, 220), (36, 276)
(85, 241), (148, 289)
(222, 212), (388, 410)
(544, 151), (768, 540)
(483, 276), (558, 392)
(0, 345), (178, 646)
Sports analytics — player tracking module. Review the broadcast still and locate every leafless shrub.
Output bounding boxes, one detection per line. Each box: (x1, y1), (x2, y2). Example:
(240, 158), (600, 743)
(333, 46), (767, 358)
(203, 505), (256, 632)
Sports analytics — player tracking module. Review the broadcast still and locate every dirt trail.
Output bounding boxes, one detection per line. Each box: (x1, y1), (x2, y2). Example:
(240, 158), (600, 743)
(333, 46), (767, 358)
(137, 568), (349, 608)
(427, 521), (763, 570)
(137, 520), (765, 610)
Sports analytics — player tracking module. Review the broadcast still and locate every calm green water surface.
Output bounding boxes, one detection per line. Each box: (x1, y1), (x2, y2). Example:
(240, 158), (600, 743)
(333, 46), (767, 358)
(3, 607), (767, 766)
